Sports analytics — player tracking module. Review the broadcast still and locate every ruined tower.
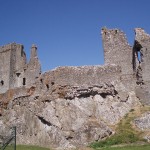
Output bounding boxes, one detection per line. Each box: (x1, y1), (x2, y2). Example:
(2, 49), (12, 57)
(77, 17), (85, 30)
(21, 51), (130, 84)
(101, 27), (133, 76)
(0, 43), (41, 94)
(133, 28), (150, 104)
(101, 27), (136, 92)
(133, 28), (150, 83)
(25, 44), (41, 87)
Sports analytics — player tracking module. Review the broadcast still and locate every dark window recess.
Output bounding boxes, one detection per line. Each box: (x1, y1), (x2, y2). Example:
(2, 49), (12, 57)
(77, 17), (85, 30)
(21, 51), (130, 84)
(51, 82), (55, 85)
(46, 84), (49, 90)
(1, 80), (4, 86)
(16, 73), (21, 77)
(23, 78), (26, 85)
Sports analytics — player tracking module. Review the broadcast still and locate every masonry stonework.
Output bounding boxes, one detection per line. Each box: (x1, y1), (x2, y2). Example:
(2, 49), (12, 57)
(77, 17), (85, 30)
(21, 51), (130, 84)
(0, 43), (41, 94)
(1, 28), (150, 104)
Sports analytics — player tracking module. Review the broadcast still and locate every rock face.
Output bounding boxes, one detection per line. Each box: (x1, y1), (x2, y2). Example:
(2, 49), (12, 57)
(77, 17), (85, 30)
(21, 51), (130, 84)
(0, 66), (139, 149)
(134, 112), (150, 142)
(0, 27), (150, 149)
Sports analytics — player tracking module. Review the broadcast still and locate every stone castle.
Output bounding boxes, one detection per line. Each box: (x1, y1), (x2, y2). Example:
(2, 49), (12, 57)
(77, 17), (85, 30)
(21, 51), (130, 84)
(102, 27), (150, 105)
(0, 27), (150, 149)
(0, 43), (41, 93)
(0, 27), (150, 104)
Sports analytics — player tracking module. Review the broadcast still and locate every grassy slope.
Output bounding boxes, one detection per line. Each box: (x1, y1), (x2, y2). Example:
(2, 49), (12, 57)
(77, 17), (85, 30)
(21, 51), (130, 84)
(101, 144), (150, 150)
(90, 105), (150, 149)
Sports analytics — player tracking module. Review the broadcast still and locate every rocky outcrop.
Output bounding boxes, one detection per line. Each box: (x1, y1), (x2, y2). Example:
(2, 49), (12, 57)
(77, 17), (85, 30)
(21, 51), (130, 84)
(134, 112), (150, 142)
(0, 65), (139, 149)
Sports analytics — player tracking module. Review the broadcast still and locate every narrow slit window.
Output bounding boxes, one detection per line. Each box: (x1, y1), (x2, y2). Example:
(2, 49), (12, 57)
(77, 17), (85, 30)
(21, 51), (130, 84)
(46, 84), (49, 90)
(23, 78), (26, 85)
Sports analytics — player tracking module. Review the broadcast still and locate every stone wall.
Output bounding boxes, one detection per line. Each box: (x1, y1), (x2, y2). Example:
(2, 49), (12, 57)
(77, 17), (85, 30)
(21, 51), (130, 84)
(0, 43), (41, 94)
(133, 28), (150, 105)
(38, 65), (121, 88)
(134, 28), (150, 83)
(0, 48), (11, 93)
(25, 45), (41, 87)
(102, 28), (133, 76)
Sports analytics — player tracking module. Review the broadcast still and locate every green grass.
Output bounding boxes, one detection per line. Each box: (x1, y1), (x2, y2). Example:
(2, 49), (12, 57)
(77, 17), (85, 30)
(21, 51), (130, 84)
(98, 144), (150, 150)
(90, 106), (150, 149)
(1, 145), (50, 150)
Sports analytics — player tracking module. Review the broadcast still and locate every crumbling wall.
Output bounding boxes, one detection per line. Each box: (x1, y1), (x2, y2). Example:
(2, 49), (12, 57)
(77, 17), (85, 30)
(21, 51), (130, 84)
(25, 44), (41, 87)
(0, 46), (12, 93)
(101, 27), (136, 94)
(102, 27), (133, 76)
(134, 28), (150, 83)
(35, 65), (121, 93)
(133, 28), (150, 105)
(0, 43), (41, 94)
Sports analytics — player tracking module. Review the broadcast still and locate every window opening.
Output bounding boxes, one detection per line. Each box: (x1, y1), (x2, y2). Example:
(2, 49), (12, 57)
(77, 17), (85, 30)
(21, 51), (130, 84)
(137, 51), (141, 62)
(46, 84), (49, 90)
(23, 78), (26, 85)
(1, 80), (4, 86)
(51, 82), (55, 85)
(16, 73), (21, 77)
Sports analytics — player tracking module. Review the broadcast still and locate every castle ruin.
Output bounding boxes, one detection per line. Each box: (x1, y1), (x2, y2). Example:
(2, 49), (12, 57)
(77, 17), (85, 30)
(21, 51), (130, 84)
(0, 43), (41, 93)
(0, 27), (150, 149)
(1, 27), (149, 104)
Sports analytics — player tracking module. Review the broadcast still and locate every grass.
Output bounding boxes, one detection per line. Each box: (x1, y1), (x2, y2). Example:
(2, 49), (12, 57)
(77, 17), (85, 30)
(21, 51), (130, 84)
(99, 144), (150, 150)
(1, 145), (50, 150)
(90, 105), (150, 149)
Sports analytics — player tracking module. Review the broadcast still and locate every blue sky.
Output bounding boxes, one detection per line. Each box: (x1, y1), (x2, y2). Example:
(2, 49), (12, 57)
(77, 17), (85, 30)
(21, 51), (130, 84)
(0, 0), (150, 72)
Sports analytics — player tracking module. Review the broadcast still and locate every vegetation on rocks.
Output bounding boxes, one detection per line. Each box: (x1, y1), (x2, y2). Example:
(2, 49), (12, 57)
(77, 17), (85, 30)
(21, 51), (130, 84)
(90, 105), (150, 149)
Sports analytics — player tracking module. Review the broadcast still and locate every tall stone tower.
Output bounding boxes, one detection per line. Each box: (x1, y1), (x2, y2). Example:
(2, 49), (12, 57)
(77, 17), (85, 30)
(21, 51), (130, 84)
(25, 44), (41, 87)
(101, 27), (133, 76)
(101, 27), (136, 92)
(0, 43), (41, 94)
(0, 43), (26, 93)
